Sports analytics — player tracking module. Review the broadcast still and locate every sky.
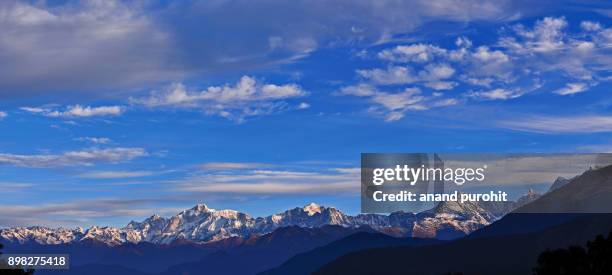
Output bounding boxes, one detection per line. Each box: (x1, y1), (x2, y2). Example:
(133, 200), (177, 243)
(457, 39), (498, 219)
(0, 0), (612, 228)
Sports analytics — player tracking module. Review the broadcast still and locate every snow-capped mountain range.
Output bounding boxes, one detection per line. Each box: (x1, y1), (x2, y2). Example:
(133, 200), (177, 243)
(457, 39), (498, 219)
(0, 193), (540, 246)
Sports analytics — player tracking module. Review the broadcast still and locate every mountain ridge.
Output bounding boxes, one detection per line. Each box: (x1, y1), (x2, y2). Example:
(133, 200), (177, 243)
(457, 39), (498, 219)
(1, 192), (541, 246)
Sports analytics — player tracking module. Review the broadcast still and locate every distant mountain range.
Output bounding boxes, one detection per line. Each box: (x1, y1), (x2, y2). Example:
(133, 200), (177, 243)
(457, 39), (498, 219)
(23, 225), (376, 275)
(1, 192), (540, 246)
(5, 164), (610, 275)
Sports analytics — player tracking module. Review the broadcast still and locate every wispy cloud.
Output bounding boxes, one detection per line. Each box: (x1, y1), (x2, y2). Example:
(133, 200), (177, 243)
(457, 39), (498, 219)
(0, 147), (147, 168)
(0, 111), (6, 120)
(554, 82), (589, 95)
(75, 137), (112, 144)
(176, 167), (359, 195)
(0, 198), (182, 228)
(466, 88), (524, 100)
(339, 84), (455, 121)
(21, 105), (124, 118)
(199, 162), (272, 171)
(181, 182), (355, 194)
(48, 105), (123, 117)
(505, 16), (568, 53)
(0, 182), (33, 193)
(500, 115), (612, 133)
(19, 107), (46, 113)
(297, 102), (311, 109)
(131, 76), (306, 122)
(357, 63), (457, 90)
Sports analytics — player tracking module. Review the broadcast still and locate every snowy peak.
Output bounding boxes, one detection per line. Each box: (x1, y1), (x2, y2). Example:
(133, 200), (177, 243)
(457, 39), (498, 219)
(189, 203), (214, 214)
(303, 202), (322, 216)
(253, 203), (350, 230)
(431, 199), (494, 221)
(82, 226), (127, 246)
(0, 227), (83, 245)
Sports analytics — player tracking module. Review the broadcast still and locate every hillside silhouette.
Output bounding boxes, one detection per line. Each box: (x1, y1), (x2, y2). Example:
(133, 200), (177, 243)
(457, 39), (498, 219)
(534, 231), (612, 275)
(314, 164), (612, 274)
(314, 214), (612, 275)
(260, 232), (441, 275)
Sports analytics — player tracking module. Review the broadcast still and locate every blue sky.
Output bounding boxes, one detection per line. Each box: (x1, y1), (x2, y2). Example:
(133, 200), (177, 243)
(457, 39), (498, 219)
(0, 0), (611, 228)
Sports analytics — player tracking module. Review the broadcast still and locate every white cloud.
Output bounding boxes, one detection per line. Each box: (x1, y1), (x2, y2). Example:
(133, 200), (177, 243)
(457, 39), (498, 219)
(554, 82), (589, 95)
(472, 46), (509, 63)
(347, 15), (612, 119)
(76, 137), (112, 144)
(378, 44), (447, 63)
(512, 17), (568, 53)
(467, 88), (523, 100)
(372, 89), (426, 112)
(357, 66), (416, 85)
(340, 84), (456, 121)
(19, 107), (46, 113)
(497, 16), (610, 84)
(500, 115), (612, 133)
(581, 21), (602, 32)
(574, 41), (596, 52)
(357, 63), (456, 87)
(464, 77), (494, 87)
(421, 64), (455, 80)
(455, 36), (473, 48)
(0, 111), (6, 119)
(424, 81), (457, 90)
(47, 105), (123, 117)
(22, 105), (124, 118)
(0, 147), (147, 168)
(432, 98), (459, 107)
(131, 76), (306, 122)
(297, 102), (311, 109)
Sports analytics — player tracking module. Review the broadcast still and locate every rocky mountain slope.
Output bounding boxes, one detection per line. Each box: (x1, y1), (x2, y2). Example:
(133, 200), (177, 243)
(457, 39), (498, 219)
(516, 165), (612, 214)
